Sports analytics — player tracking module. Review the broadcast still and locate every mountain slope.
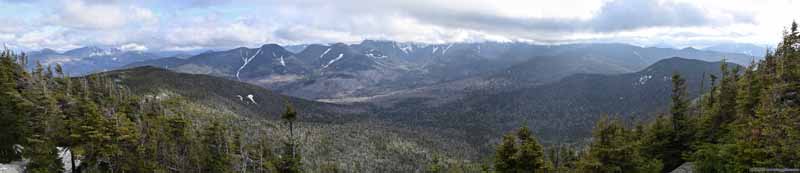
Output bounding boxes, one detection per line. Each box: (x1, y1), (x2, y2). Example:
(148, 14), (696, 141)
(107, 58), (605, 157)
(89, 66), (482, 170)
(386, 57), (737, 143)
(96, 66), (365, 122)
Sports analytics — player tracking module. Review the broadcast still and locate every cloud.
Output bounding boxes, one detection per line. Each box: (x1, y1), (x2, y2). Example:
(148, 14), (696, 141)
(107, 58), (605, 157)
(401, 0), (754, 34)
(50, 0), (158, 29)
(0, 0), (792, 52)
(590, 0), (714, 31)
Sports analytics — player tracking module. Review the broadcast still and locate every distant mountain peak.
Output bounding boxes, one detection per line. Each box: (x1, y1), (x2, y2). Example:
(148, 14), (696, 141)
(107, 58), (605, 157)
(649, 57), (705, 67)
(260, 43), (283, 49)
(39, 48), (58, 54)
(681, 47), (699, 51)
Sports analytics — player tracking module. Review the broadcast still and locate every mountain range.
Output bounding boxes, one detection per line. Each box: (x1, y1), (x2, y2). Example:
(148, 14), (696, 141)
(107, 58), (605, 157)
(119, 40), (755, 102)
(24, 46), (163, 75)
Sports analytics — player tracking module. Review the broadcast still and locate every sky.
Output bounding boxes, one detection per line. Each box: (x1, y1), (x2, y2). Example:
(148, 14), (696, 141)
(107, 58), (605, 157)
(0, 0), (799, 52)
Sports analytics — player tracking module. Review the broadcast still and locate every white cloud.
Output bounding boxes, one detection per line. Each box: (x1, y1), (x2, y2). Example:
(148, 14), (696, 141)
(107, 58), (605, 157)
(51, 0), (157, 29)
(1, 0), (797, 51)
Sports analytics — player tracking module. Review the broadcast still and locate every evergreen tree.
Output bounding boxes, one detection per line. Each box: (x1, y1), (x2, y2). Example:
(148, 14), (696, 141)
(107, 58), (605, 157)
(494, 126), (547, 172)
(277, 105), (301, 173)
(578, 116), (660, 173)
(514, 126), (547, 171)
(19, 62), (64, 172)
(659, 73), (692, 171)
(494, 133), (518, 172)
(0, 51), (24, 163)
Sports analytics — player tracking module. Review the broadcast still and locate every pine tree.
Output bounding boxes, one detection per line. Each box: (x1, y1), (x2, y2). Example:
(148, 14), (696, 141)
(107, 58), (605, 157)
(494, 133), (518, 172)
(20, 63), (64, 172)
(277, 105), (301, 173)
(493, 126), (547, 172)
(661, 73), (691, 171)
(514, 126), (547, 171)
(0, 51), (24, 163)
(578, 116), (660, 173)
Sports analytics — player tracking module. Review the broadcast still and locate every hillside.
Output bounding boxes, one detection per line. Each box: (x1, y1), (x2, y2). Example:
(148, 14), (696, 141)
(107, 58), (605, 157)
(95, 66), (369, 122)
(382, 57), (736, 144)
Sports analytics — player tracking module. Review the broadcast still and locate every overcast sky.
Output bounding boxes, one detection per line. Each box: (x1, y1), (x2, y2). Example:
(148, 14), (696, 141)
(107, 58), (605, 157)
(1, 0), (798, 52)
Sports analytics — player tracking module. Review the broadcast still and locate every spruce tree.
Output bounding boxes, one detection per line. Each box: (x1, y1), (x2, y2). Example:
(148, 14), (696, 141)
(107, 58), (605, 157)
(494, 126), (547, 172)
(494, 133), (518, 172)
(0, 51), (24, 163)
(20, 63), (64, 172)
(277, 105), (301, 173)
(514, 126), (546, 171)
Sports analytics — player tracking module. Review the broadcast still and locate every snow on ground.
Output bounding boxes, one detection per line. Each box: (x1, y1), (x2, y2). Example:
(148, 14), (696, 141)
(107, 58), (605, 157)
(320, 48), (332, 58)
(0, 147), (77, 173)
(633, 51), (644, 61)
(59, 147), (78, 173)
(366, 53), (387, 59)
(0, 161), (23, 173)
(442, 44), (453, 55)
(247, 94), (257, 104)
(322, 54), (344, 68)
(636, 75), (653, 85)
(236, 48), (263, 81)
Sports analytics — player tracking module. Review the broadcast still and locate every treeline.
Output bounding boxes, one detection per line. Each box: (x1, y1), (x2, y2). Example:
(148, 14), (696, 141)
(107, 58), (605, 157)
(0, 52), (301, 172)
(486, 22), (800, 173)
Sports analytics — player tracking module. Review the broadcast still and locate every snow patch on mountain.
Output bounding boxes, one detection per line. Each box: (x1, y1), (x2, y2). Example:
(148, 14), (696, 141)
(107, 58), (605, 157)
(236, 48), (262, 81)
(633, 51), (644, 61)
(320, 48), (332, 58)
(396, 42), (414, 54)
(636, 75), (653, 85)
(366, 53), (387, 59)
(235, 94), (257, 104)
(247, 94), (257, 104)
(279, 56), (286, 66)
(322, 54), (344, 69)
(442, 44), (453, 55)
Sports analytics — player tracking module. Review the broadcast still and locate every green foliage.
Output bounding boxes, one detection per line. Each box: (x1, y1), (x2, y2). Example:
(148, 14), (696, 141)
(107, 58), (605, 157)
(577, 116), (660, 173)
(204, 120), (232, 173)
(547, 144), (579, 172)
(493, 126), (548, 173)
(0, 51), (25, 163)
(426, 154), (445, 173)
